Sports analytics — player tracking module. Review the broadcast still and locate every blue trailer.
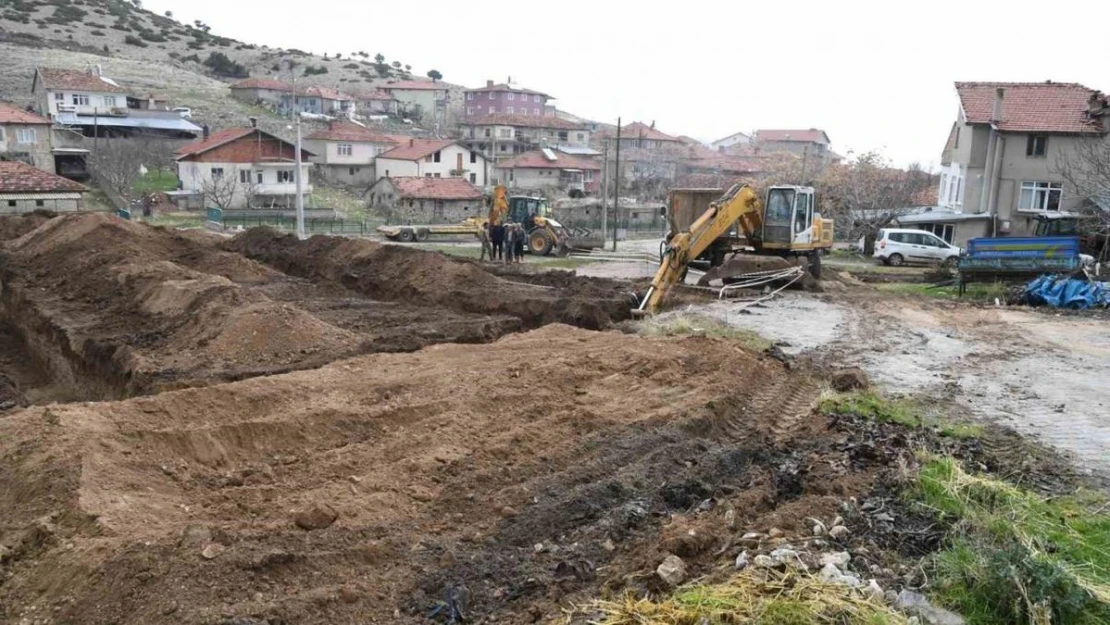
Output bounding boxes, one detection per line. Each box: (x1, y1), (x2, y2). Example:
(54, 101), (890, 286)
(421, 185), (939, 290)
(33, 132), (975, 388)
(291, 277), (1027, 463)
(957, 236), (1081, 294)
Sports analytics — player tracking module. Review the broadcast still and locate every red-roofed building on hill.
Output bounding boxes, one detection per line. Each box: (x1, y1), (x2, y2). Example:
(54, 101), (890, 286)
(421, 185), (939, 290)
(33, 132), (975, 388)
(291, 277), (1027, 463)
(382, 80), (449, 124)
(0, 161), (87, 213)
(304, 121), (400, 186)
(750, 128), (837, 165)
(464, 80), (552, 118)
(32, 67), (129, 119)
(603, 122), (683, 152)
(229, 78), (292, 108)
(280, 86), (355, 117)
(495, 150), (601, 194)
(458, 115), (590, 166)
(175, 128), (314, 209)
(374, 139), (487, 187)
(935, 80), (1110, 240)
(0, 102), (55, 174)
(367, 176), (484, 223)
(355, 89), (400, 116)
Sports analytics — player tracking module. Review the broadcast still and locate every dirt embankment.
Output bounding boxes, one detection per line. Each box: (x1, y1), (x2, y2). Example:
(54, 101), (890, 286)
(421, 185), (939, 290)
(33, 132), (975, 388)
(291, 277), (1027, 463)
(0, 324), (874, 625)
(224, 228), (635, 330)
(0, 215), (521, 401)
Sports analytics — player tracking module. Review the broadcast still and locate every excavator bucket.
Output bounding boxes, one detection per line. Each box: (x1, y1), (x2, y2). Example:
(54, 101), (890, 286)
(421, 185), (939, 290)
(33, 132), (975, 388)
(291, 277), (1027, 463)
(696, 254), (809, 287)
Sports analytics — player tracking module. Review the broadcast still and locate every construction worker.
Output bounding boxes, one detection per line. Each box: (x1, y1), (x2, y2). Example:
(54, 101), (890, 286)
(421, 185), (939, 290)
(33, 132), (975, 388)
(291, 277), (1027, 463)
(504, 223), (517, 264)
(477, 223), (493, 261)
(490, 221), (505, 261)
(513, 224), (526, 263)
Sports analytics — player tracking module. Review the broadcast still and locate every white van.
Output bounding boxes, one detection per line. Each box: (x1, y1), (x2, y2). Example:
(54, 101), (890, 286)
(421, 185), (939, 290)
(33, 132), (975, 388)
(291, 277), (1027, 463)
(874, 228), (961, 266)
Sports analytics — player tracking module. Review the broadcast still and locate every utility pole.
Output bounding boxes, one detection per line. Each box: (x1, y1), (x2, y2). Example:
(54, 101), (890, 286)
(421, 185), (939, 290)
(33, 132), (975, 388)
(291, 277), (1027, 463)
(600, 139), (609, 243)
(290, 62), (305, 239)
(612, 117), (621, 251)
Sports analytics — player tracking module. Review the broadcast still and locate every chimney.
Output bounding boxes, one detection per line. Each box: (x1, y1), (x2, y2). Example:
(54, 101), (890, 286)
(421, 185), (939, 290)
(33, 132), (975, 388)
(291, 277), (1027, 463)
(249, 116), (258, 129)
(96, 64), (102, 77)
(650, 120), (656, 129)
(203, 124), (210, 140)
(409, 138), (414, 147)
(486, 80), (494, 89)
(991, 88), (1004, 124)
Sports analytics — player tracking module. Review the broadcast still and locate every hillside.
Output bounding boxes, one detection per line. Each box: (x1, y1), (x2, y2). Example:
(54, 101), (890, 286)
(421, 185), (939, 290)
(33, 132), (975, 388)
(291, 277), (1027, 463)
(0, 0), (462, 134)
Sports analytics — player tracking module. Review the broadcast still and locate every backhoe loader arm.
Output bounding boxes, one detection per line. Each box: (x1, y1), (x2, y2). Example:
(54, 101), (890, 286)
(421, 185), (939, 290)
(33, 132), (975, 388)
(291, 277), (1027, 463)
(635, 184), (762, 315)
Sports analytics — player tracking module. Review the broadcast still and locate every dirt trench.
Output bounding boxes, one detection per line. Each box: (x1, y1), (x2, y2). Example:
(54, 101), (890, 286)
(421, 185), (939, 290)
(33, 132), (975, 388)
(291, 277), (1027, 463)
(223, 228), (636, 330)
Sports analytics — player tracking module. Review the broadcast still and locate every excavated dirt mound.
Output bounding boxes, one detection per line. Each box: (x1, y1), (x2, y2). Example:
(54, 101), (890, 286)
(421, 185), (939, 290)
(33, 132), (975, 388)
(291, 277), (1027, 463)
(0, 325), (909, 625)
(0, 211), (55, 242)
(224, 228), (634, 329)
(0, 215), (522, 400)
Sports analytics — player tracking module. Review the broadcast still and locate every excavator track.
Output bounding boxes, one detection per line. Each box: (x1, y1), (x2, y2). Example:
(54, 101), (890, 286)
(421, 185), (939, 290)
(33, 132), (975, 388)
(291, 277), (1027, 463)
(707, 376), (821, 443)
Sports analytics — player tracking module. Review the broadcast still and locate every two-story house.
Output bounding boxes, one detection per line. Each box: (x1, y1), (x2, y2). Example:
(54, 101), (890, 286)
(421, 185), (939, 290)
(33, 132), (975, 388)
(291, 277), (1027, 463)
(374, 139), (488, 186)
(604, 121), (684, 152)
(0, 102), (55, 174)
(281, 86), (355, 117)
(229, 78), (292, 107)
(304, 121), (399, 186)
(494, 150), (601, 194)
(176, 128), (314, 210)
(458, 115), (590, 164)
(751, 128), (838, 164)
(937, 81), (1109, 238)
(383, 80), (448, 122)
(356, 89), (400, 116)
(464, 80), (551, 118)
(32, 67), (129, 118)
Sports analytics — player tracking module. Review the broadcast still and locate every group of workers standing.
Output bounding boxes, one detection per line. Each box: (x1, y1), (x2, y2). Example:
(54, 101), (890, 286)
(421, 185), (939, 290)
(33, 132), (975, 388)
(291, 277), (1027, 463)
(479, 222), (526, 264)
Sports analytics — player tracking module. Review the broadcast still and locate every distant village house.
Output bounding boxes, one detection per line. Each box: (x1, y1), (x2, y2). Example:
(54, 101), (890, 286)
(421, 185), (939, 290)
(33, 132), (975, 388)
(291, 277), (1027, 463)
(459, 115), (589, 164)
(374, 139), (487, 186)
(303, 121), (399, 186)
(0, 102), (55, 174)
(368, 176), (484, 223)
(495, 150), (601, 194)
(464, 80), (552, 118)
(0, 161), (86, 213)
(382, 80), (448, 123)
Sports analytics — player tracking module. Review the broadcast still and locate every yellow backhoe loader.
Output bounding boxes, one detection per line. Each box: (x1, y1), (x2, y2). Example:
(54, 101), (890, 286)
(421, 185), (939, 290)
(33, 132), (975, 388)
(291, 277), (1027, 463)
(635, 184), (833, 315)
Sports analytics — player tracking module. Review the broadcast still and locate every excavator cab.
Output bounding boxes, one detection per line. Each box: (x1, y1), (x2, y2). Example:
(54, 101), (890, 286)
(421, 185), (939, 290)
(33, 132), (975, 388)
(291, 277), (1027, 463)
(761, 186), (816, 248)
(508, 196), (549, 225)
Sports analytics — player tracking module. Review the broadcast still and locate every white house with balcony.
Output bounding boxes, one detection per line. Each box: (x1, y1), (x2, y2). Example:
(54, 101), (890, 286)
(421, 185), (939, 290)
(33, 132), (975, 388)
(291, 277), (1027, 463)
(32, 66), (130, 118)
(175, 127), (314, 210)
(374, 139), (488, 186)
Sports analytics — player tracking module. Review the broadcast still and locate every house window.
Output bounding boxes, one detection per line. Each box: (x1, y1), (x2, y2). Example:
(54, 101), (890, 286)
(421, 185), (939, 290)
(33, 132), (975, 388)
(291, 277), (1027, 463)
(576, 133), (584, 142)
(466, 107), (473, 116)
(349, 167), (359, 175)
(488, 92), (494, 100)
(425, 173), (432, 178)
(484, 128), (491, 137)
(1019, 181), (1063, 211)
(433, 150), (441, 163)
(72, 94), (89, 106)
(337, 143), (353, 156)
(954, 126), (960, 149)
(467, 93), (474, 100)
(239, 170), (251, 184)
(506, 107), (513, 115)
(498, 128), (511, 138)
(488, 106), (495, 114)
(470, 173), (476, 183)
(558, 131), (568, 142)
(1026, 135), (1048, 157)
(433, 173), (441, 177)
(533, 108), (540, 115)
(15, 129), (36, 144)
(533, 95), (540, 103)
(54, 92), (64, 101)
(433, 200), (444, 220)
(469, 152), (477, 164)
(211, 167), (225, 179)
(508, 93), (514, 101)
(277, 170), (294, 183)
(103, 96), (117, 108)
(36, 200), (44, 207)
(256, 171), (263, 184)
(520, 108), (528, 116)
(425, 155), (433, 163)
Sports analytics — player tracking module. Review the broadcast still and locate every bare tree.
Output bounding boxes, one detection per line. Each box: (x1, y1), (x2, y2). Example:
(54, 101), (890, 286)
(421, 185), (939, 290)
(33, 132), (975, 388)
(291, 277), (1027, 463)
(194, 166), (240, 210)
(1053, 138), (1110, 247)
(86, 140), (146, 206)
(817, 152), (937, 254)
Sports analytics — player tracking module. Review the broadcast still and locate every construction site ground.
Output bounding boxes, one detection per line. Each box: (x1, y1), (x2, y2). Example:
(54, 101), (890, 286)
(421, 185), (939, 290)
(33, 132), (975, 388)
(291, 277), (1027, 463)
(0, 215), (1104, 625)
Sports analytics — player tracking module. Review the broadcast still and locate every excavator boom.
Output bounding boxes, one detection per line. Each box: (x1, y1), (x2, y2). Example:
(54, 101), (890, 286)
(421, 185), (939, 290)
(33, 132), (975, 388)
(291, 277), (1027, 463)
(635, 184), (762, 315)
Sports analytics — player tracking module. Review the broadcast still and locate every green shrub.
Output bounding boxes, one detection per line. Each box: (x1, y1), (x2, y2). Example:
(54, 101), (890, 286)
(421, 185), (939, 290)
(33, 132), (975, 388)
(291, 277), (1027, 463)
(203, 51), (249, 78)
(123, 34), (147, 47)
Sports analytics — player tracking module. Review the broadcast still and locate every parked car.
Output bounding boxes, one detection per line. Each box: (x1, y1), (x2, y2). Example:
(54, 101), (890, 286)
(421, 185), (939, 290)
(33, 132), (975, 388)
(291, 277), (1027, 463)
(172, 107), (192, 119)
(873, 228), (961, 266)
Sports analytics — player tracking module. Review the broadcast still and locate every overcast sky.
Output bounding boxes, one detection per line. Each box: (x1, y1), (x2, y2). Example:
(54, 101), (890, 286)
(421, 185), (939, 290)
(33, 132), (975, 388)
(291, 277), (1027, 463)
(141, 0), (1106, 169)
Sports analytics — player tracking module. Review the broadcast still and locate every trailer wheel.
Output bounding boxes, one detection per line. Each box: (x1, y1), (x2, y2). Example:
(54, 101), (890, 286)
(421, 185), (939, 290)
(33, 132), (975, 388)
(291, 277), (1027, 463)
(415, 228), (429, 242)
(397, 228), (415, 243)
(529, 230), (553, 256)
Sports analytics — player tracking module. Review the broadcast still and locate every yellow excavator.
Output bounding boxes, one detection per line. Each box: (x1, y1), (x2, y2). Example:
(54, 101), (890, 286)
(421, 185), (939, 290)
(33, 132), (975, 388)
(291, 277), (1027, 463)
(484, 185), (598, 255)
(635, 184), (833, 315)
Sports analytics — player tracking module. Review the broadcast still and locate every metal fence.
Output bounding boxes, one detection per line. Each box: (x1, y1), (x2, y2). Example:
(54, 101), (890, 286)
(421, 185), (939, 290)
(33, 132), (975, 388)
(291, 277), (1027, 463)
(207, 208), (381, 235)
(557, 213), (669, 238)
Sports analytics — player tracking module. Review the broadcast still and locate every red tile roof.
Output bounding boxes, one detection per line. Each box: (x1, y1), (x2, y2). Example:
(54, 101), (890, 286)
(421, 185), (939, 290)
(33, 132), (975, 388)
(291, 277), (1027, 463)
(385, 176), (484, 200)
(461, 114), (585, 130)
(955, 81), (1105, 134)
(358, 89), (396, 101)
(466, 83), (549, 98)
(377, 139), (458, 161)
(231, 78), (292, 91)
(496, 151), (601, 170)
(613, 122), (681, 142)
(304, 121), (400, 143)
(384, 80), (448, 91)
(0, 102), (51, 125)
(754, 129), (830, 144)
(35, 67), (128, 94)
(175, 127), (256, 158)
(0, 161), (87, 193)
(298, 86), (351, 101)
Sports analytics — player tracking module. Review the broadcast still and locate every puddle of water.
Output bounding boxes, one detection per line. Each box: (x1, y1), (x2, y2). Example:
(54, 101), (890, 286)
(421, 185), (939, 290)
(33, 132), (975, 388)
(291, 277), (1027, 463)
(694, 295), (846, 354)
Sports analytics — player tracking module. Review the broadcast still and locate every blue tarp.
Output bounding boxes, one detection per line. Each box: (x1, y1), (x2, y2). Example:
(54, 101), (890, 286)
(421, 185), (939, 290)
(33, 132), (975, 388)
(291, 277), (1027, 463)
(1022, 275), (1110, 309)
